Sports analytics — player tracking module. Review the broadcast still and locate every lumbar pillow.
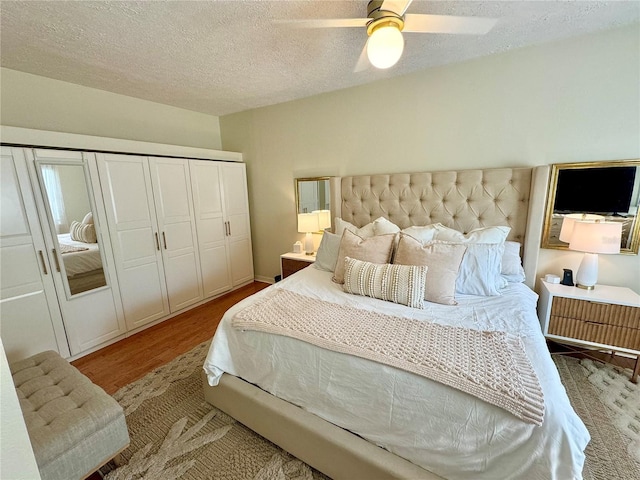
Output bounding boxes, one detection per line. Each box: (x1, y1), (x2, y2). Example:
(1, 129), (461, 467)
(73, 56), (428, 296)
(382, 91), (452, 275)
(433, 224), (510, 244)
(332, 230), (395, 284)
(393, 234), (466, 306)
(314, 231), (341, 272)
(343, 257), (427, 309)
(69, 220), (97, 243)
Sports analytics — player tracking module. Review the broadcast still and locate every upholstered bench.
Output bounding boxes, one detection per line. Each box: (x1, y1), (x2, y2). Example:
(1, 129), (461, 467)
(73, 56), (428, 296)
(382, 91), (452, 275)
(10, 350), (129, 480)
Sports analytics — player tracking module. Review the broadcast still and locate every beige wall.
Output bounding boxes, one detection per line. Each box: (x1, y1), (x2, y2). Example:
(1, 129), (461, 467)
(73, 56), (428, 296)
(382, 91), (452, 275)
(0, 68), (222, 150)
(221, 25), (640, 289)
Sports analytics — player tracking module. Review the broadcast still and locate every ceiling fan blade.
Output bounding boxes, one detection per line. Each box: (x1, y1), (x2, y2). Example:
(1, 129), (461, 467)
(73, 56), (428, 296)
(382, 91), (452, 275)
(354, 41), (370, 72)
(403, 14), (497, 34)
(381, 0), (413, 16)
(278, 18), (369, 28)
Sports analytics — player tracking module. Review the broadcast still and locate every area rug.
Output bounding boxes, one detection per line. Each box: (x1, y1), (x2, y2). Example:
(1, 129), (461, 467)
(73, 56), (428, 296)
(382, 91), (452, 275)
(102, 342), (639, 479)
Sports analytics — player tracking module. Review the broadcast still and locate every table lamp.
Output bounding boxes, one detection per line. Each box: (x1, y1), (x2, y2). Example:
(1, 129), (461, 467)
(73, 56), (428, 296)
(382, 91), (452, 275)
(297, 212), (320, 255)
(559, 213), (605, 243)
(568, 220), (622, 290)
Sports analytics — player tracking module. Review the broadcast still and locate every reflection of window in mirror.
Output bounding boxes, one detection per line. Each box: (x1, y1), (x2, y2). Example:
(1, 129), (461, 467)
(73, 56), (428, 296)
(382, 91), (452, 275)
(38, 163), (107, 295)
(541, 160), (640, 254)
(295, 177), (331, 214)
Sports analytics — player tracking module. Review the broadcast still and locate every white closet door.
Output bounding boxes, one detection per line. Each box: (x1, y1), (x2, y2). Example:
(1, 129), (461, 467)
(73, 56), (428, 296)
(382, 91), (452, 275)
(149, 157), (203, 311)
(221, 163), (254, 286)
(190, 160), (231, 298)
(0, 147), (69, 362)
(97, 154), (170, 329)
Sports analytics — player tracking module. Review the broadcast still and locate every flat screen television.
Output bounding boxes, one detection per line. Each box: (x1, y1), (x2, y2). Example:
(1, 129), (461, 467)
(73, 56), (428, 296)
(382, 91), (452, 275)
(554, 166), (637, 215)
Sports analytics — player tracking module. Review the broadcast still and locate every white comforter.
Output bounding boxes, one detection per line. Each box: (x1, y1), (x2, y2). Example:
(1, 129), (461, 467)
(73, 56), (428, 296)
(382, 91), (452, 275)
(57, 233), (102, 277)
(204, 267), (589, 480)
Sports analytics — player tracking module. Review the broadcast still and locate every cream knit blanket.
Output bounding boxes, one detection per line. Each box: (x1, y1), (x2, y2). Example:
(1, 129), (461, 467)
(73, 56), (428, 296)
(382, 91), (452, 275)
(233, 289), (545, 425)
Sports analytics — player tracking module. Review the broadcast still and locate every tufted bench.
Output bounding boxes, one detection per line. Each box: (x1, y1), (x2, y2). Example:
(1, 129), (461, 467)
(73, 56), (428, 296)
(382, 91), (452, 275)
(10, 350), (129, 480)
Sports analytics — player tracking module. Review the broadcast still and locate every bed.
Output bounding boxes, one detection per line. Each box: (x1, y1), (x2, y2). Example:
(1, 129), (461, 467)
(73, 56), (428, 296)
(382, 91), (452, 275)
(57, 233), (106, 294)
(202, 167), (589, 479)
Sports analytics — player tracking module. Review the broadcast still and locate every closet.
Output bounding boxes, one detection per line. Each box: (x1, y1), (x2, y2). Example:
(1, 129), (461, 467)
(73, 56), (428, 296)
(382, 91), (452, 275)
(0, 132), (253, 363)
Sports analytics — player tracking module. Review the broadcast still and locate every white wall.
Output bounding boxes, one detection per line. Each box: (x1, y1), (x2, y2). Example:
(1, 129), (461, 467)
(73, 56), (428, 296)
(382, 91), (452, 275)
(220, 24), (640, 289)
(0, 68), (222, 150)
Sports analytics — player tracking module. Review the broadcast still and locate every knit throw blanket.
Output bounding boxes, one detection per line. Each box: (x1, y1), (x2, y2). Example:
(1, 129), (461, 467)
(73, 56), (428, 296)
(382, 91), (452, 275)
(59, 243), (89, 254)
(233, 289), (545, 425)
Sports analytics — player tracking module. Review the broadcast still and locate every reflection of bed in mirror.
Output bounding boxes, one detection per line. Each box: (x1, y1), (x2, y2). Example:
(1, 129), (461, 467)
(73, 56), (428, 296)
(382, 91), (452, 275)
(57, 233), (106, 294)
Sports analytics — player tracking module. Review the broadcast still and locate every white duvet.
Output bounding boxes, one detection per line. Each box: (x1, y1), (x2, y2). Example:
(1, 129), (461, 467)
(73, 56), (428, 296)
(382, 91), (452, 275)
(204, 267), (589, 480)
(57, 233), (102, 277)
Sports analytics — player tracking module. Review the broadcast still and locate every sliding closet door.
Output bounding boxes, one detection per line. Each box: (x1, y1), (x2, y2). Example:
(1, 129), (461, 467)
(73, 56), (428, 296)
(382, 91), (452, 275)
(222, 163), (254, 286)
(28, 149), (126, 355)
(0, 147), (69, 361)
(97, 153), (170, 330)
(190, 160), (232, 297)
(149, 157), (203, 311)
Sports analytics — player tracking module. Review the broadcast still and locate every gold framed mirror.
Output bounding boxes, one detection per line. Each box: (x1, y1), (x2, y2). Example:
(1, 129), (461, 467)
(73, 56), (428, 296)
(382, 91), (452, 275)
(295, 177), (331, 215)
(541, 159), (640, 254)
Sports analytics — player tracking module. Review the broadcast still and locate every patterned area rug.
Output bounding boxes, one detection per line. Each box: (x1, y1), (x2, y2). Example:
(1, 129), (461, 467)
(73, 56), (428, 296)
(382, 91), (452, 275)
(101, 342), (639, 479)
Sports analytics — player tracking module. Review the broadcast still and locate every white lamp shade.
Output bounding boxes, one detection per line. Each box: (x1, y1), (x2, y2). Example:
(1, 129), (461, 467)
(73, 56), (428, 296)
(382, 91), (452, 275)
(312, 210), (331, 230)
(297, 213), (319, 233)
(558, 213), (605, 243)
(367, 25), (404, 69)
(569, 221), (622, 254)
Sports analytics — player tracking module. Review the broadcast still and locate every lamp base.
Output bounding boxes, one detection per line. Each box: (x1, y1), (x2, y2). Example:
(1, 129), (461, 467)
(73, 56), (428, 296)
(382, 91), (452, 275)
(303, 232), (314, 256)
(575, 252), (599, 291)
(576, 283), (595, 290)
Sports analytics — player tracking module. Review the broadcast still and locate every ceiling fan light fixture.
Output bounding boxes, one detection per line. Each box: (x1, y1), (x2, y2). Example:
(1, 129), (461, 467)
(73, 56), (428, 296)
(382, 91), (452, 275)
(367, 21), (404, 69)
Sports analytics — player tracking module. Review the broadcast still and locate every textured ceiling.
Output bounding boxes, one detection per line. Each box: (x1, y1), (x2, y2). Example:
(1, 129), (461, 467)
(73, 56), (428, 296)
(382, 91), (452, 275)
(1, 1), (639, 116)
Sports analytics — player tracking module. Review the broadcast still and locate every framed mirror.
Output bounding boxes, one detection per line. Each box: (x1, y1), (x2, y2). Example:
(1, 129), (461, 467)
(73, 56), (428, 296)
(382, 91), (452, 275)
(541, 160), (640, 254)
(36, 160), (108, 296)
(295, 177), (331, 215)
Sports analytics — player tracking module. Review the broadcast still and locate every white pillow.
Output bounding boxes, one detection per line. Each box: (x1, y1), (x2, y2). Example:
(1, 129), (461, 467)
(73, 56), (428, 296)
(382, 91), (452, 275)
(400, 224), (439, 244)
(82, 212), (94, 225)
(433, 225), (511, 244)
(372, 217), (401, 235)
(314, 231), (341, 272)
(438, 241), (505, 296)
(343, 257), (427, 309)
(334, 217), (375, 238)
(501, 241), (526, 283)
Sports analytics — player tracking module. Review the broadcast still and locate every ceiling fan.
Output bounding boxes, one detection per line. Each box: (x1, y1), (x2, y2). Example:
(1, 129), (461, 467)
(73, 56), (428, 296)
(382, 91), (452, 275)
(287, 0), (498, 70)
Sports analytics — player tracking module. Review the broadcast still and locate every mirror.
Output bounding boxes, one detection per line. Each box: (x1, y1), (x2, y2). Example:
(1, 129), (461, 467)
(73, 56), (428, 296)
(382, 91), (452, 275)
(295, 177), (331, 215)
(38, 162), (107, 295)
(542, 160), (640, 254)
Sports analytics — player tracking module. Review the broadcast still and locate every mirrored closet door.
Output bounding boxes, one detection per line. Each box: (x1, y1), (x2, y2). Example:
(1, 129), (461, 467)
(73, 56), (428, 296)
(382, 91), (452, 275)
(26, 149), (126, 355)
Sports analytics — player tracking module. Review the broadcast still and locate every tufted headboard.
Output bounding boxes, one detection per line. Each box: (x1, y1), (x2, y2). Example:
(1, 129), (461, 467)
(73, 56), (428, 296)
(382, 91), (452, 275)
(329, 167), (544, 287)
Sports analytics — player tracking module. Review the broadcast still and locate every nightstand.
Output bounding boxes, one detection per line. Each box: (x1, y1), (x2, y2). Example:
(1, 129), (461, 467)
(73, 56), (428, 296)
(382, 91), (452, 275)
(280, 252), (316, 279)
(538, 281), (640, 382)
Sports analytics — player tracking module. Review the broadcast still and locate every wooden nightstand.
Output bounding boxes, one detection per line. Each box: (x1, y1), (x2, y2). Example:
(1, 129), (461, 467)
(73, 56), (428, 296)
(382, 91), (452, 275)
(280, 252), (316, 279)
(538, 281), (640, 382)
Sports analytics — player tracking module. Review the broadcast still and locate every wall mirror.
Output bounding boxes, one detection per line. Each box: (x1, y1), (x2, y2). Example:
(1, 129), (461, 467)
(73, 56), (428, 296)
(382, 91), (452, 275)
(541, 160), (640, 254)
(295, 177), (331, 215)
(36, 161), (108, 296)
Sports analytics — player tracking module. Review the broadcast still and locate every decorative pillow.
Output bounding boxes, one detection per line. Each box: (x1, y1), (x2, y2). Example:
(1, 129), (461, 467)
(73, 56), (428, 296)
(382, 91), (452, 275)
(393, 234), (466, 306)
(334, 217), (375, 238)
(82, 212), (94, 225)
(332, 230), (395, 284)
(440, 241), (506, 296)
(343, 257), (427, 309)
(69, 220), (97, 243)
(314, 231), (341, 272)
(502, 241), (526, 283)
(372, 217), (401, 235)
(433, 224), (511, 244)
(400, 224), (439, 244)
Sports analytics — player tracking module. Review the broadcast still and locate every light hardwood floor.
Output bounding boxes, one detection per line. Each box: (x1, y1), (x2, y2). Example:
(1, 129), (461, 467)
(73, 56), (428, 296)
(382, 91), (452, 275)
(72, 281), (269, 395)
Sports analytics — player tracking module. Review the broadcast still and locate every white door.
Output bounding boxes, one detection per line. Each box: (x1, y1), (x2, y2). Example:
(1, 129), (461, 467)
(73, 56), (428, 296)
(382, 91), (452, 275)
(149, 157), (203, 311)
(28, 149), (126, 355)
(190, 160), (232, 298)
(0, 147), (69, 362)
(221, 163), (254, 286)
(97, 153), (170, 330)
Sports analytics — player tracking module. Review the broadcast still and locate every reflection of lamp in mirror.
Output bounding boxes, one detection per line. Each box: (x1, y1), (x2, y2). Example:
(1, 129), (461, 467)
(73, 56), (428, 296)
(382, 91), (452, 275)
(312, 210), (331, 231)
(298, 213), (320, 255)
(568, 220), (622, 290)
(559, 213), (605, 243)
